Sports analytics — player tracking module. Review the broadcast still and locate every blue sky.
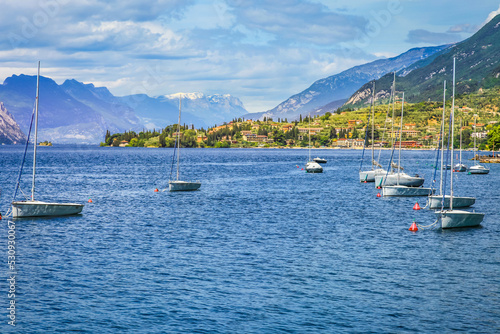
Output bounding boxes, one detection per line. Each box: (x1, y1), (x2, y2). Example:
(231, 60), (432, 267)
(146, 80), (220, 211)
(1, 0), (499, 113)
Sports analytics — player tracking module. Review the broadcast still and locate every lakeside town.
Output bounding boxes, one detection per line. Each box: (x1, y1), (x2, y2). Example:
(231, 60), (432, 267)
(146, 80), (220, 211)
(102, 99), (500, 153)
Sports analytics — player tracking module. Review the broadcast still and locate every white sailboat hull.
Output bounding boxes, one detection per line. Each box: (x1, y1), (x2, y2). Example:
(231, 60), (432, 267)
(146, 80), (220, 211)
(468, 165), (489, 174)
(375, 173), (425, 187)
(436, 210), (484, 229)
(427, 195), (475, 209)
(305, 161), (323, 173)
(359, 169), (386, 182)
(382, 185), (434, 197)
(12, 201), (84, 218)
(453, 163), (467, 172)
(169, 180), (201, 192)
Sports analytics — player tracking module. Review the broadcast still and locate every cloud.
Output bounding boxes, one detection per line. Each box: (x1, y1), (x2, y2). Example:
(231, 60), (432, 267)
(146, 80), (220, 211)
(447, 23), (479, 34)
(405, 29), (462, 45)
(226, 0), (367, 46)
(482, 4), (500, 26)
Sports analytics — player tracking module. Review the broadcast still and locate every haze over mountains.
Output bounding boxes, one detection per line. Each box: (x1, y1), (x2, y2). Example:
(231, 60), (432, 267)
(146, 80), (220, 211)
(0, 76), (247, 143)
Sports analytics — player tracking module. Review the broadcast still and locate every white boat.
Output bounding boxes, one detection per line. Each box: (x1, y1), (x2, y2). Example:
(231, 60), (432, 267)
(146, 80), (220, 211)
(383, 185), (434, 197)
(360, 168), (386, 182)
(468, 164), (489, 174)
(453, 163), (467, 172)
(467, 114), (489, 174)
(439, 210), (484, 229)
(428, 195), (475, 209)
(305, 114), (323, 173)
(313, 157), (327, 164)
(427, 81), (475, 210)
(11, 62), (84, 218)
(435, 58), (484, 229)
(305, 161), (323, 173)
(168, 97), (201, 191)
(381, 92), (432, 196)
(12, 201), (83, 218)
(375, 172), (425, 187)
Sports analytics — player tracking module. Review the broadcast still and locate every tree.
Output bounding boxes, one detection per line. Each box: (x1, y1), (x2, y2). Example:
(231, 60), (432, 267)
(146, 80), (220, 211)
(487, 124), (500, 150)
(273, 129), (286, 146)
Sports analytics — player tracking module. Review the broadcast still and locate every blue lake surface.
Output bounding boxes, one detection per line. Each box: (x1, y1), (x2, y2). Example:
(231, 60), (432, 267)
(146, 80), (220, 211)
(0, 146), (499, 333)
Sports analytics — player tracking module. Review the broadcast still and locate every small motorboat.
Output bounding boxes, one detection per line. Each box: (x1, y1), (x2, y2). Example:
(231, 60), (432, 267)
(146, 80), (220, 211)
(313, 157), (327, 164)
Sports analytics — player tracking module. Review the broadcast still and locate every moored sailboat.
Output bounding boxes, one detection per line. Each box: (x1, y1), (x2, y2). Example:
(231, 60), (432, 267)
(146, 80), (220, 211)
(428, 80), (475, 209)
(434, 58), (484, 228)
(382, 92), (432, 197)
(168, 96), (201, 191)
(305, 114), (323, 173)
(468, 114), (490, 174)
(11, 62), (84, 218)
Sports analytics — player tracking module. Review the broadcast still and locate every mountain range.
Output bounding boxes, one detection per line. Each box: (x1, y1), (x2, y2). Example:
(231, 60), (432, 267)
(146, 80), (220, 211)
(344, 14), (500, 108)
(0, 76), (247, 143)
(243, 45), (448, 121)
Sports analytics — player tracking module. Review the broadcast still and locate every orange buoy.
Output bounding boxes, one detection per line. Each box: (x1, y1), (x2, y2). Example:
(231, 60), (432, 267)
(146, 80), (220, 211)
(409, 221), (418, 232)
(88, 198), (93, 203)
(154, 188), (159, 192)
(413, 202), (421, 210)
(0, 213), (2, 220)
(376, 192), (381, 197)
(364, 180), (367, 183)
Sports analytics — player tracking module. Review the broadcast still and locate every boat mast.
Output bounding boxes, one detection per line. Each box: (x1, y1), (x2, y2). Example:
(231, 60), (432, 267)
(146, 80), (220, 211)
(397, 92), (404, 185)
(31, 61), (40, 201)
(473, 113), (477, 163)
(459, 118), (463, 165)
(176, 96), (181, 181)
(308, 114), (311, 161)
(371, 81), (375, 170)
(450, 57), (456, 210)
(439, 80), (446, 196)
(391, 72), (396, 152)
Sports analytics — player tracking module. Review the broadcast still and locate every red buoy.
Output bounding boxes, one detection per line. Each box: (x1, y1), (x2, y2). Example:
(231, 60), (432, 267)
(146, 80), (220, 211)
(0, 213), (2, 220)
(409, 221), (418, 232)
(88, 198), (93, 203)
(376, 192), (381, 197)
(364, 180), (367, 183)
(154, 188), (159, 192)
(413, 202), (421, 210)
(377, 186), (381, 189)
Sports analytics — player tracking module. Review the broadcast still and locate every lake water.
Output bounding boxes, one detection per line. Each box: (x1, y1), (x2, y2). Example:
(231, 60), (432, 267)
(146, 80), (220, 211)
(1, 146), (499, 333)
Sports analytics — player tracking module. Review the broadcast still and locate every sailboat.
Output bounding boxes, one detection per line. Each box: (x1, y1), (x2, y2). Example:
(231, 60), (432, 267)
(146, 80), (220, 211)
(435, 58), (484, 228)
(305, 114), (323, 173)
(382, 92), (433, 196)
(427, 78), (475, 209)
(168, 97), (201, 191)
(453, 118), (467, 172)
(359, 81), (385, 182)
(468, 113), (490, 174)
(11, 62), (84, 218)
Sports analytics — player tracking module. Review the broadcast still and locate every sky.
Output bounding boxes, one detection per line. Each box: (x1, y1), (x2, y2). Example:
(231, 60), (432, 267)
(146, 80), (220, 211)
(0, 0), (500, 113)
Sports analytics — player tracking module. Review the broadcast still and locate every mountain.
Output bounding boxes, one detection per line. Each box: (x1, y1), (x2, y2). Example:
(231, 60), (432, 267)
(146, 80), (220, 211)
(344, 14), (500, 108)
(118, 92), (247, 130)
(0, 102), (26, 144)
(0, 75), (249, 143)
(247, 45), (448, 121)
(0, 75), (144, 143)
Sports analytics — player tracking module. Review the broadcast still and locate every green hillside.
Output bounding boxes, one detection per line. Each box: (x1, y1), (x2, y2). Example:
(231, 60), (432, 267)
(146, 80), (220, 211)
(344, 14), (500, 109)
